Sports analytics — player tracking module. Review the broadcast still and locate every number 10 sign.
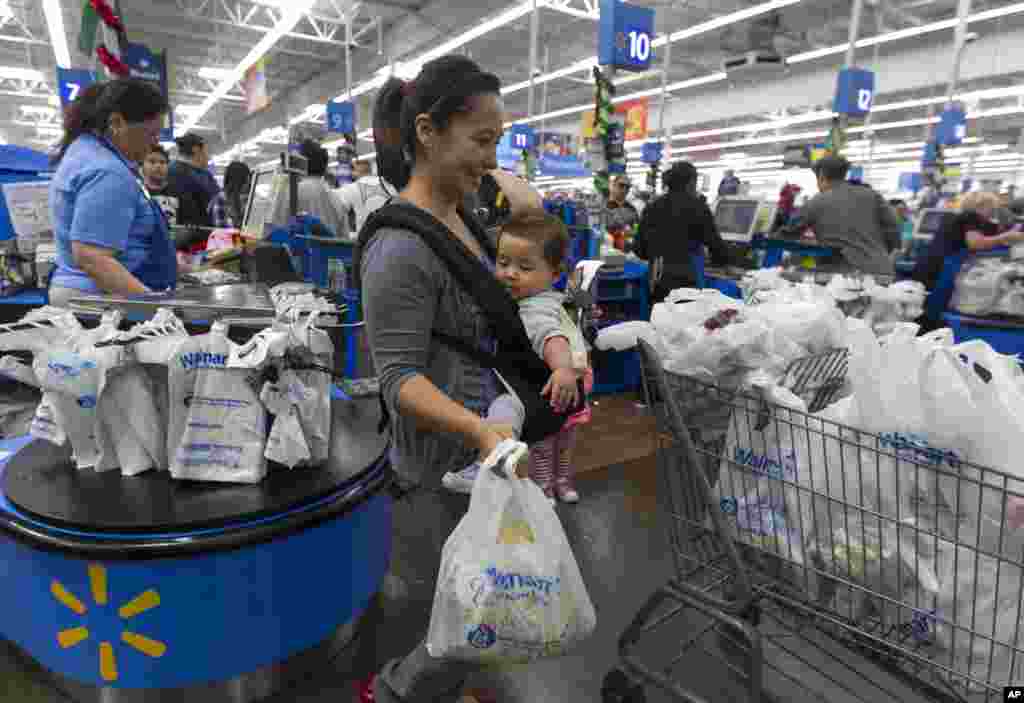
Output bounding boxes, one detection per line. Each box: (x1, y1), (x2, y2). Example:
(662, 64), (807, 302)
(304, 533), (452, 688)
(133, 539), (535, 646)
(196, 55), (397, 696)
(599, 0), (655, 72)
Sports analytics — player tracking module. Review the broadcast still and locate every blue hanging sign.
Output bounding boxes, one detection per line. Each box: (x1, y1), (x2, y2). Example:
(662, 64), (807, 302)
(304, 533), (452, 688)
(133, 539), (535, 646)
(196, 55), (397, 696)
(326, 101), (355, 134)
(56, 68), (98, 108)
(599, 0), (655, 72)
(509, 124), (536, 151)
(899, 172), (923, 192)
(538, 154), (591, 179)
(122, 43), (174, 141)
(833, 67), (875, 118)
(640, 141), (663, 164)
(935, 105), (967, 146)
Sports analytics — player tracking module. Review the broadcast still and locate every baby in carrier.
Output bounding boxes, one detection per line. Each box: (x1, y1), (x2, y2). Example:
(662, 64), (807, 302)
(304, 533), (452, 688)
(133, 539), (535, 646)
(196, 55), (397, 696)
(442, 211), (593, 503)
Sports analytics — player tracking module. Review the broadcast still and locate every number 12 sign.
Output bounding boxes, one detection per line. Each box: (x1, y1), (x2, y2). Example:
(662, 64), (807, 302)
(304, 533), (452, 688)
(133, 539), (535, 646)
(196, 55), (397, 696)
(599, 0), (655, 72)
(56, 68), (98, 108)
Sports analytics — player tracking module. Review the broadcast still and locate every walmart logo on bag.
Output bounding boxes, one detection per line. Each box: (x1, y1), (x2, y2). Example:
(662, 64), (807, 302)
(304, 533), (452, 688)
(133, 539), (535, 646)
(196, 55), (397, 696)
(734, 447), (797, 480)
(179, 352), (228, 371)
(484, 567), (560, 597)
(467, 623), (497, 650)
(47, 353), (96, 379)
(879, 432), (961, 468)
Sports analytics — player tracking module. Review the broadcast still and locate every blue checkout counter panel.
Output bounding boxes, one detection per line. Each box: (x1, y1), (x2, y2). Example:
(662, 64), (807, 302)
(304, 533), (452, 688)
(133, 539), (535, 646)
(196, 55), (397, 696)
(0, 394), (393, 693)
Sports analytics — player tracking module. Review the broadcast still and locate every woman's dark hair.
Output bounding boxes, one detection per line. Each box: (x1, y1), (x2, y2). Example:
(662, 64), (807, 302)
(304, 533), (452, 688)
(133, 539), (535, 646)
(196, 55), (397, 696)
(223, 161), (252, 226)
(175, 133), (206, 159)
(54, 78), (169, 163)
(663, 161), (698, 192)
(372, 55), (501, 191)
(299, 139), (329, 177)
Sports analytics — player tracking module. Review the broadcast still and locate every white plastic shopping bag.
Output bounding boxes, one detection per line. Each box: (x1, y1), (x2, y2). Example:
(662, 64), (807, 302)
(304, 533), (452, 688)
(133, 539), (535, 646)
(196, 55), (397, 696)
(426, 440), (597, 663)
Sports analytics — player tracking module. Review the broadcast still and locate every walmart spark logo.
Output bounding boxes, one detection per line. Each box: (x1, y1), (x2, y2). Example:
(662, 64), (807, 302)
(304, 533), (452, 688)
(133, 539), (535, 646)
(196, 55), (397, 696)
(51, 564), (167, 682)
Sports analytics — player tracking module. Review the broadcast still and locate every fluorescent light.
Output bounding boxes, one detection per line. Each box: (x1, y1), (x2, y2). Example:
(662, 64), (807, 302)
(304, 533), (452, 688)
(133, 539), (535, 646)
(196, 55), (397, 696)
(181, 0), (317, 134)
(0, 67), (45, 82)
(42, 0), (71, 69)
(199, 67), (237, 82)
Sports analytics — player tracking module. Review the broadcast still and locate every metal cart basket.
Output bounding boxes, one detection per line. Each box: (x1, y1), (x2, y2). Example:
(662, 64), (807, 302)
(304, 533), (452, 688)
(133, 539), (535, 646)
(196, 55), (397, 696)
(602, 339), (1024, 703)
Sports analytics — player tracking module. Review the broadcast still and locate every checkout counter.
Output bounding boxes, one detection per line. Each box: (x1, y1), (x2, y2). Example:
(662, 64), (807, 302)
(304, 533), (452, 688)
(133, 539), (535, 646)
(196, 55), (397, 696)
(0, 153), (391, 703)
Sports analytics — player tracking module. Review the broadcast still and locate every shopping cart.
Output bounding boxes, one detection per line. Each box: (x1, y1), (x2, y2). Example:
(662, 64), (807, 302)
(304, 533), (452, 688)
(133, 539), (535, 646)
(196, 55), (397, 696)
(602, 340), (1024, 703)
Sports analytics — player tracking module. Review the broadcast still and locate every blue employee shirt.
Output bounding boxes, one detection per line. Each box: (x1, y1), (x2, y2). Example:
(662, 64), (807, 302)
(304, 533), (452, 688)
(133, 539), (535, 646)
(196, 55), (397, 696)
(50, 134), (177, 294)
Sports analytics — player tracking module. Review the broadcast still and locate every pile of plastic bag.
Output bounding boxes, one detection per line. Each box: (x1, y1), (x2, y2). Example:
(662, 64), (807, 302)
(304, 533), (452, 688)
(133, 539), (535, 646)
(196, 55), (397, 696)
(714, 319), (1024, 689)
(596, 288), (846, 386)
(952, 257), (1024, 318)
(0, 301), (335, 484)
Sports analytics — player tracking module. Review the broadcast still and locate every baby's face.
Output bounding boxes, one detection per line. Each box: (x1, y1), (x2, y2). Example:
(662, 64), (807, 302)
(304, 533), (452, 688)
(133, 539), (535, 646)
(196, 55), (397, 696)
(496, 234), (559, 300)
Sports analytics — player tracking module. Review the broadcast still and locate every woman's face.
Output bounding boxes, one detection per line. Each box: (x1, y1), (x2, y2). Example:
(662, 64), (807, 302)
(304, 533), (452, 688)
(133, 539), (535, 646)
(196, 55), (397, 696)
(110, 113), (163, 164)
(415, 93), (503, 200)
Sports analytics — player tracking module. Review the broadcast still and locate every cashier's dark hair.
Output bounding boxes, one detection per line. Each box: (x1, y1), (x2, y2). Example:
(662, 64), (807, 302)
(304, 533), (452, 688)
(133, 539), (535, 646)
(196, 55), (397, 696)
(54, 78), (170, 164)
(372, 55), (501, 190)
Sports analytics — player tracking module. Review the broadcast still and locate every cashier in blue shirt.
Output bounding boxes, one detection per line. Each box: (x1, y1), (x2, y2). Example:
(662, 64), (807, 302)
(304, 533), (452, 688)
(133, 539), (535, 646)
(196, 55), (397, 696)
(48, 78), (177, 307)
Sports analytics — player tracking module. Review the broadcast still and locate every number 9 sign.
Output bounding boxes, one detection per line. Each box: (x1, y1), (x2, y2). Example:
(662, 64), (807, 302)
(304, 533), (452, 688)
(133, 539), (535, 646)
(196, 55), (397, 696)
(326, 101), (355, 135)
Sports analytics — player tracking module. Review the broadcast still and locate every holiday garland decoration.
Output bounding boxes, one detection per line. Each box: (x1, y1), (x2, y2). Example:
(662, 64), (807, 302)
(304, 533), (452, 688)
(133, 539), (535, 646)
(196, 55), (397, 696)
(80, 0), (129, 78)
(591, 66), (615, 198)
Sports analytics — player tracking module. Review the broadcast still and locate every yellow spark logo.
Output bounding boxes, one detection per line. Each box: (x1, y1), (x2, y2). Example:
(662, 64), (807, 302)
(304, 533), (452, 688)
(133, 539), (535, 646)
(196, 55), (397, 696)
(51, 564), (167, 682)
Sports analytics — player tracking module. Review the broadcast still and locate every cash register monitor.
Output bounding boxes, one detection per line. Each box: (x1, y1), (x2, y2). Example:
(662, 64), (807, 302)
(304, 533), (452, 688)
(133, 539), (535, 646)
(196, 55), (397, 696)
(914, 209), (956, 242)
(242, 167), (279, 238)
(715, 198), (760, 243)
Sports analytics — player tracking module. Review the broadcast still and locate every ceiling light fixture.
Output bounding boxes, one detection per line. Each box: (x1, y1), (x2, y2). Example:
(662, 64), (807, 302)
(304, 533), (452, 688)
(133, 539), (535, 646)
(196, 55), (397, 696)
(0, 66), (45, 82)
(181, 0), (318, 135)
(42, 0), (71, 69)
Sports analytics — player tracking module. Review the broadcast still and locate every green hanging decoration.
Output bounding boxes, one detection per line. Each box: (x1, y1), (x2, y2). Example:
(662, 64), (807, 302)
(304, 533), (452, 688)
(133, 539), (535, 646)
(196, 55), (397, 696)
(824, 116), (847, 156)
(591, 66), (616, 198)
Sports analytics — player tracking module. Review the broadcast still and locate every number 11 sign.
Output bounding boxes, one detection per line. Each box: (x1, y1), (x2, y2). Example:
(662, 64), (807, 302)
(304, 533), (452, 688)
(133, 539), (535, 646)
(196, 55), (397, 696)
(599, 0), (655, 72)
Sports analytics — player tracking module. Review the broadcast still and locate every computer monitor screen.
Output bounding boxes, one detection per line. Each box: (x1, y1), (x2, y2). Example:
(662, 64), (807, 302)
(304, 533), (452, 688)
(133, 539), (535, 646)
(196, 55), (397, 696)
(916, 209), (955, 239)
(715, 199), (760, 242)
(243, 168), (278, 238)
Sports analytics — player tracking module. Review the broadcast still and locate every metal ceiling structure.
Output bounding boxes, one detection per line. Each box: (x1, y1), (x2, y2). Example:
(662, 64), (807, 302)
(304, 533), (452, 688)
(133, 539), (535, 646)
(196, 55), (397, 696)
(1, 0), (1023, 180)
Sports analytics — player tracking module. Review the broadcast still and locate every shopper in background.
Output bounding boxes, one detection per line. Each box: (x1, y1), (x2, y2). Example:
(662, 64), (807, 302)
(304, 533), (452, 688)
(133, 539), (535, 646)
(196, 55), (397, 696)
(167, 132), (220, 229)
(785, 155), (900, 275)
(913, 191), (1024, 290)
(718, 169), (741, 197)
(634, 161), (735, 304)
(357, 55), (539, 703)
(270, 139), (349, 238)
(606, 173), (639, 249)
(217, 161), (252, 229)
(334, 157), (395, 236)
(48, 79), (177, 307)
(141, 144), (178, 228)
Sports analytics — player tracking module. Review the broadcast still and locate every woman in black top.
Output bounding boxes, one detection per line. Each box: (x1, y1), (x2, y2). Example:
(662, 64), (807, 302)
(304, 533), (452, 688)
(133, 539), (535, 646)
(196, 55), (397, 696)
(633, 161), (735, 304)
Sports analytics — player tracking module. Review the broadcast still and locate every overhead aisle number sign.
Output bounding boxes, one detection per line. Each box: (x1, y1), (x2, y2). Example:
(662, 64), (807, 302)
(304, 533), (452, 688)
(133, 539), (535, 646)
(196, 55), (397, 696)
(326, 101), (355, 134)
(599, 0), (655, 72)
(510, 124), (535, 150)
(56, 68), (98, 108)
(833, 68), (876, 118)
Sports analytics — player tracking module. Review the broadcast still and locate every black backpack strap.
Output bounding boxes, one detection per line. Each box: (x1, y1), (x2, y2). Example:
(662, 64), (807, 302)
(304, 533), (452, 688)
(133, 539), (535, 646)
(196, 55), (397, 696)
(355, 201), (570, 444)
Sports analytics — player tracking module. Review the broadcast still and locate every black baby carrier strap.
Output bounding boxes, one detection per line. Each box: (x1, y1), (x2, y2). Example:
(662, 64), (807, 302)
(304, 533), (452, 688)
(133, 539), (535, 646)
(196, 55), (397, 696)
(355, 200), (571, 444)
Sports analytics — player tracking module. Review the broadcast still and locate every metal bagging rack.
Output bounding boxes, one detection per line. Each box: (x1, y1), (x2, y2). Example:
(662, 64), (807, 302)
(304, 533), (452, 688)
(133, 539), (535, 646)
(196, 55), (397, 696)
(603, 340), (1024, 703)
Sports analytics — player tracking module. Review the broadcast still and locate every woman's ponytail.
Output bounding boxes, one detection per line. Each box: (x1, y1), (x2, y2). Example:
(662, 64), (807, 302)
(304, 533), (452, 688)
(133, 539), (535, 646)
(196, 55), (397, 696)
(53, 82), (107, 164)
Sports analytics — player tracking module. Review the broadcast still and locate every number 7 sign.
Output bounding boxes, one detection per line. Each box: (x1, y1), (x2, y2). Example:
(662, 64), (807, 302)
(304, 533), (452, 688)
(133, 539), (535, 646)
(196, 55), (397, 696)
(56, 68), (98, 109)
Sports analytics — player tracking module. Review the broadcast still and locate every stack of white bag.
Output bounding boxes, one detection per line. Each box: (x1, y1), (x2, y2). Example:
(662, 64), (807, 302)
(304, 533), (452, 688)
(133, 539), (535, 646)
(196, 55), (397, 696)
(427, 441), (596, 663)
(727, 319), (1024, 688)
(597, 288), (846, 386)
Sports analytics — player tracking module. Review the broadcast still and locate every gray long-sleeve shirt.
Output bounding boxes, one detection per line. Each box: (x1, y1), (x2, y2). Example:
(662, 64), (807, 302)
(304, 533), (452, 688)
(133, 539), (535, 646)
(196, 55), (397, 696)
(361, 223), (498, 489)
(796, 183), (900, 275)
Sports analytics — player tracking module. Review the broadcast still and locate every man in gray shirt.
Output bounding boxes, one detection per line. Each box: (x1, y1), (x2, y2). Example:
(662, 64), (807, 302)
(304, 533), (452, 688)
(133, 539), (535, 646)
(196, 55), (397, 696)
(789, 155), (900, 275)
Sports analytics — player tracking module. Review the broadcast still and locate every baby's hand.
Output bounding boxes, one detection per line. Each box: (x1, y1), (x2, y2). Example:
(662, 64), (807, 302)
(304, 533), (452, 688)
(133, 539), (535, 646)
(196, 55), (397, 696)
(543, 368), (580, 413)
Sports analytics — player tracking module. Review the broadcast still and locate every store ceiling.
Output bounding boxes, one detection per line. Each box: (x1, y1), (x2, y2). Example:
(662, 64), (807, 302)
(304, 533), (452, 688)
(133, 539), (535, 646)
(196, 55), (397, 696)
(1, 0), (1023, 172)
